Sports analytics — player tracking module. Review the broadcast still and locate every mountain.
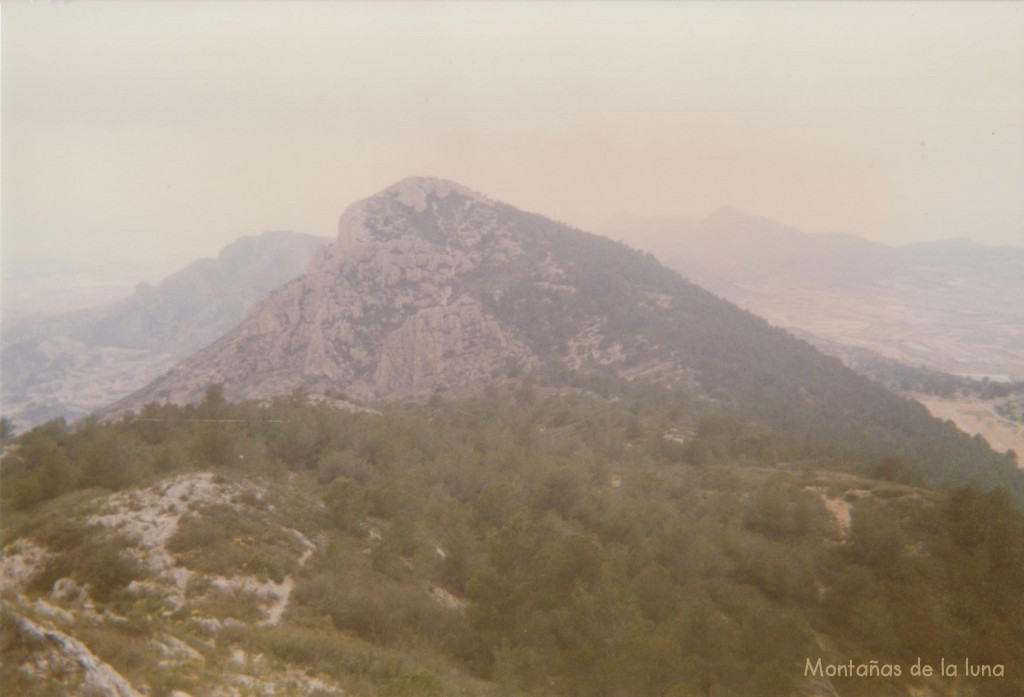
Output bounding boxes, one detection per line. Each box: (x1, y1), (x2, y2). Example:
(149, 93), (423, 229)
(116, 177), (1019, 492)
(6, 179), (1024, 697)
(1, 231), (329, 429)
(602, 208), (1024, 380)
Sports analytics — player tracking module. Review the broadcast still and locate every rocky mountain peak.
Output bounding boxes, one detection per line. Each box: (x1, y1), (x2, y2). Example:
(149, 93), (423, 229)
(117, 178), (541, 407)
(328, 177), (507, 263)
(377, 176), (486, 212)
(114, 177), (787, 410)
(108, 179), (1023, 494)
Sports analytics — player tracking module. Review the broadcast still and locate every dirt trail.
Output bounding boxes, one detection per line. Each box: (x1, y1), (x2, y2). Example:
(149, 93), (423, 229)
(260, 530), (315, 627)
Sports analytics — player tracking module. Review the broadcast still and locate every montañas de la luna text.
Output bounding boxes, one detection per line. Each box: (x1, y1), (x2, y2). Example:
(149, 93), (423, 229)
(805, 658), (1006, 679)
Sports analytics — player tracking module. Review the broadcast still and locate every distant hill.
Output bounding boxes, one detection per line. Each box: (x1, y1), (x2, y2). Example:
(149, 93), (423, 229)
(115, 177), (1021, 494)
(602, 208), (1024, 381)
(1, 231), (329, 429)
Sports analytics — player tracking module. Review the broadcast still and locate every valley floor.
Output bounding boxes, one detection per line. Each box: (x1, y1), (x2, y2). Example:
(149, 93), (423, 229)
(913, 394), (1024, 466)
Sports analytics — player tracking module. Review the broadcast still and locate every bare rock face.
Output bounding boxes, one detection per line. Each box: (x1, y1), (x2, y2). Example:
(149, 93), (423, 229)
(374, 298), (530, 393)
(120, 177), (544, 407)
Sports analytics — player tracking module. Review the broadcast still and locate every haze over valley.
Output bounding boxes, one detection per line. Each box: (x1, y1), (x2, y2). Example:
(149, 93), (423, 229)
(603, 208), (1024, 382)
(2, 231), (328, 428)
(602, 208), (1024, 459)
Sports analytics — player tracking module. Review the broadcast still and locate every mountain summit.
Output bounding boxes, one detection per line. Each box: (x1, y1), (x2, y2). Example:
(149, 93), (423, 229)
(122, 177), (537, 404)
(117, 178), (1018, 489)
(118, 176), (754, 405)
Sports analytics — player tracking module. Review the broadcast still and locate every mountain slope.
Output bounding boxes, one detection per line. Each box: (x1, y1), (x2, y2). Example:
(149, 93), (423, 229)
(603, 209), (1024, 380)
(117, 178), (1019, 493)
(5, 390), (1023, 697)
(1, 231), (329, 429)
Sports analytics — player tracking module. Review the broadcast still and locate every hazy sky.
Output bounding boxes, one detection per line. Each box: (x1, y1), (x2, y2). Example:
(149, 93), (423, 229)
(3, 1), (1023, 313)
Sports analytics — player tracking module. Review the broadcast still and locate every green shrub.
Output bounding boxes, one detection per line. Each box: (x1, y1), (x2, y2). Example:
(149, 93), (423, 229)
(28, 529), (142, 603)
(378, 671), (443, 697)
(167, 504), (299, 582)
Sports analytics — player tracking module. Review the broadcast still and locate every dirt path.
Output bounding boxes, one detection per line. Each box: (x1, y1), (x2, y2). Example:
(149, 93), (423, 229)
(260, 531), (315, 627)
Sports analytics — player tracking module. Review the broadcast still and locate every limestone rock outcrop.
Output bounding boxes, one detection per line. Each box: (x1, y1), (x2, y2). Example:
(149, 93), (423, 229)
(117, 178), (549, 408)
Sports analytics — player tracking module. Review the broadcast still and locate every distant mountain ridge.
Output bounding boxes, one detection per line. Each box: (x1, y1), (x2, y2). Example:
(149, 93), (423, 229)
(1, 230), (329, 428)
(603, 208), (1024, 380)
(74, 231), (332, 353)
(115, 177), (1020, 493)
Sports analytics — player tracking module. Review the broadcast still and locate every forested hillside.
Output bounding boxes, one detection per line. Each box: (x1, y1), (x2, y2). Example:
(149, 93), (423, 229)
(4, 375), (1022, 697)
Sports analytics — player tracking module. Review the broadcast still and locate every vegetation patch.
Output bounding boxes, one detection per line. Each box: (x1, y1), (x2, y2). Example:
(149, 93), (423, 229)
(3, 379), (1024, 696)
(28, 527), (143, 604)
(167, 503), (303, 582)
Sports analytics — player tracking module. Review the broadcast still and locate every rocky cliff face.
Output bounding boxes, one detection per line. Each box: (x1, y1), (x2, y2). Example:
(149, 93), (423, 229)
(119, 178), (569, 406)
